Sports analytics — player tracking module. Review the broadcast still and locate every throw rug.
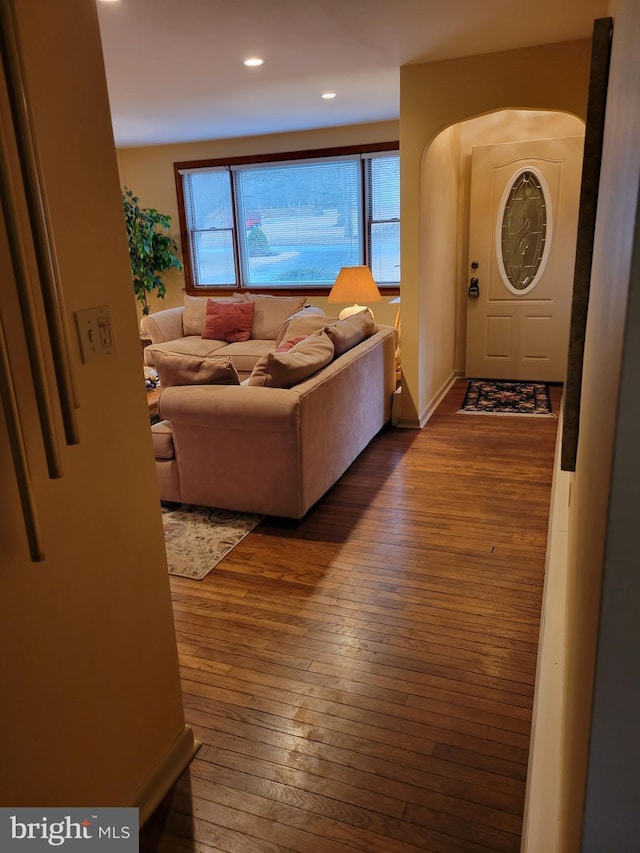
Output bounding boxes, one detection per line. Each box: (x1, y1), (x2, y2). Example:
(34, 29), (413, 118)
(161, 503), (263, 580)
(459, 379), (555, 417)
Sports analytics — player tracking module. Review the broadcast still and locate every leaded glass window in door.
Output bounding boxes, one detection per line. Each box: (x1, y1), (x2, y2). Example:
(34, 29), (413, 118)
(499, 170), (548, 293)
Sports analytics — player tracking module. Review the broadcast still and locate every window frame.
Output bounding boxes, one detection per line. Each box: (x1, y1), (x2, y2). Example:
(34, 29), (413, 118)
(174, 142), (400, 297)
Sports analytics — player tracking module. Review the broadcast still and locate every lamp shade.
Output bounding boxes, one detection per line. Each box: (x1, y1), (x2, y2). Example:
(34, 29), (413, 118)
(327, 266), (382, 306)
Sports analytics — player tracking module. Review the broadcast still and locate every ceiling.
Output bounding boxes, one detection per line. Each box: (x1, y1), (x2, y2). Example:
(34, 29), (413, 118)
(96, 0), (608, 149)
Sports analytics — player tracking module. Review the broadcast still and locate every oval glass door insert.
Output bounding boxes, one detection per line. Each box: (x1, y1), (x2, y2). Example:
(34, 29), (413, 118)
(499, 169), (550, 294)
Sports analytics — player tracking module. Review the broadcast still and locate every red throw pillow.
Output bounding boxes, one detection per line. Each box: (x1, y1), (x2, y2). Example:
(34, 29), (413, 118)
(274, 335), (308, 353)
(201, 300), (255, 342)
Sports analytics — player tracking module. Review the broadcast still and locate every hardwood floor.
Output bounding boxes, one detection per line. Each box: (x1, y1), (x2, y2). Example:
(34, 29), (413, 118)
(141, 379), (562, 852)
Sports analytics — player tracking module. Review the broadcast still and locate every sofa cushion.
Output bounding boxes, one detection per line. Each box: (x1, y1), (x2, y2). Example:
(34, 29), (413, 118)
(216, 339), (277, 375)
(247, 331), (334, 388)
(245, 293), (307, 340)
(276, 311), (338, 347)
(183, 294), (242, 336)
(154, 352), (240, 387)
(202, 299), (255, 342)
(324, 310), (375, 357)
(146, 337), (229, 366)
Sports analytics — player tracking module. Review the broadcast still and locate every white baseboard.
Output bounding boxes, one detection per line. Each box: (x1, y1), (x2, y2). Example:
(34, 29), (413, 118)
(521, 404), (572, 852)
(132, 725), (200, 826)
(418, 371), (459, 427)
(393, 371), (460, 429)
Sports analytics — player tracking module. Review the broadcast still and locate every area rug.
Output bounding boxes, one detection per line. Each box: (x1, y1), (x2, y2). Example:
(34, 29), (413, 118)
(161, 504), (263, 580)
(459, 379), (555, 417)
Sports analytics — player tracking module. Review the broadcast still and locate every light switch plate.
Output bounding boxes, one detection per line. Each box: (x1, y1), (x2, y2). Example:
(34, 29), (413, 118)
(74, 305), (115, 362)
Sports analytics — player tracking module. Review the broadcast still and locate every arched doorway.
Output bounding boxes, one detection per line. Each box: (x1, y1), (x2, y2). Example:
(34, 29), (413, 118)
(414, 110), (584, 419)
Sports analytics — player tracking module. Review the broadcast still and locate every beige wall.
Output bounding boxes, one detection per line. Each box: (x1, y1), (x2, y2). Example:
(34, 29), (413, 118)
(117, 121), (399, 328)
(400, 39), (592, 425)
(0, 0), (193, 815)
(561, 0), (640, 846)
(401, 125), (459, 425)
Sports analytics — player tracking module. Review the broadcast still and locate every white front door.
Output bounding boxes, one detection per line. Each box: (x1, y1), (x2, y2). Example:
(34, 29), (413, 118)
(465, 137), (583, 381)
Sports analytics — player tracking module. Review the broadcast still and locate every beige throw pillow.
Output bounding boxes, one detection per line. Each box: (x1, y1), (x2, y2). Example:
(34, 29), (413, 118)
(276, 311), (338, 347)
(154, 352), (240, 387)
(245, 293), (307, 340)
(324, 310), (375, 357)
(247, 331), (334, 388)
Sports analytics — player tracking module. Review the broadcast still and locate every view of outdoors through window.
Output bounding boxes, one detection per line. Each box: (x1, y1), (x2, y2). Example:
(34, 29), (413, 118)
(181, 150), (399, 289)
(237, 160), (361, 287)
(369, 156), (400, 283)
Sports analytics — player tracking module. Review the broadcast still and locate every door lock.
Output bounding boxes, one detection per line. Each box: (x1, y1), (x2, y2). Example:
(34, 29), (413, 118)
(468, 277), (480, 298)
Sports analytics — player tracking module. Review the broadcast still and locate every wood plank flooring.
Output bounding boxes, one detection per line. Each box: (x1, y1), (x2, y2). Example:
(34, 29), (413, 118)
(141, 379), (562, 852)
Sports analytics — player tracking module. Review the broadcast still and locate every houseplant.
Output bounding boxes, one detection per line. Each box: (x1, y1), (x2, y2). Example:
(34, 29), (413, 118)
(121, 187), (182, 315)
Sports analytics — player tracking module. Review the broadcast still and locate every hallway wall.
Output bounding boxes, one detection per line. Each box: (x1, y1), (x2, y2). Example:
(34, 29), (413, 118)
(562, 0), (640, 845)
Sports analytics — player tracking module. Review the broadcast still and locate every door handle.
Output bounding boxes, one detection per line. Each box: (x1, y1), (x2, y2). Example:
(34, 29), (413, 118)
(468, 277), (480, 298)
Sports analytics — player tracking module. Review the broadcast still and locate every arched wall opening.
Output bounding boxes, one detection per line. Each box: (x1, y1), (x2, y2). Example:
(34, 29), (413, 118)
(398, 38), (592, 427)
(417, 109), (585, 418)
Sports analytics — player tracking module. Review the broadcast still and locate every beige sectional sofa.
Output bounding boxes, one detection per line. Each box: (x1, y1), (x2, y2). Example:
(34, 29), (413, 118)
(146, 295), (397, 518)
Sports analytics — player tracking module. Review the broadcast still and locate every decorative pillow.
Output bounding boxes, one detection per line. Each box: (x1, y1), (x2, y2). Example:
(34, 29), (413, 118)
(275, 335), (307, 353)
(183, 294), (242, 336)
(324, 310), (375, 357)
(247, 331), (334, 388)
(153, 352), (240, 387)
(201, 300), (255, 342)
(245, 293), (307, 340)
(275, 311), (336, 347)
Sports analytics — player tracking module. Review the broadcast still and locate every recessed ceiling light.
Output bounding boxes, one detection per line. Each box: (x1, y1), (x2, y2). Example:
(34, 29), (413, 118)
(97, 0), (120, 3)
(321, 92), (337, 100)
(243, 58), (264, 67)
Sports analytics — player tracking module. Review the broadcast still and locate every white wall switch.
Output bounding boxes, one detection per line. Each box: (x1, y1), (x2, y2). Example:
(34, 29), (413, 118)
(75, 305), (115, 362)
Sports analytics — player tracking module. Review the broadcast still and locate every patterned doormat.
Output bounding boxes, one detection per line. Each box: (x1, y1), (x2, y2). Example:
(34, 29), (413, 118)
(161, 504), (263, 580)
(459, 380), (555, 417)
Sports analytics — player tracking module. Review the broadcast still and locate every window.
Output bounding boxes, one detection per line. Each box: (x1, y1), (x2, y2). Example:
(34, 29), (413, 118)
(175, 143), (399, 293)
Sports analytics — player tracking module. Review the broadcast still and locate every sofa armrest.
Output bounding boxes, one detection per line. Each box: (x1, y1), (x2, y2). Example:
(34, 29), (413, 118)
(140, 306), (185, 343)
(157, 384), (304, 516)
(158, 384), (298, 429)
